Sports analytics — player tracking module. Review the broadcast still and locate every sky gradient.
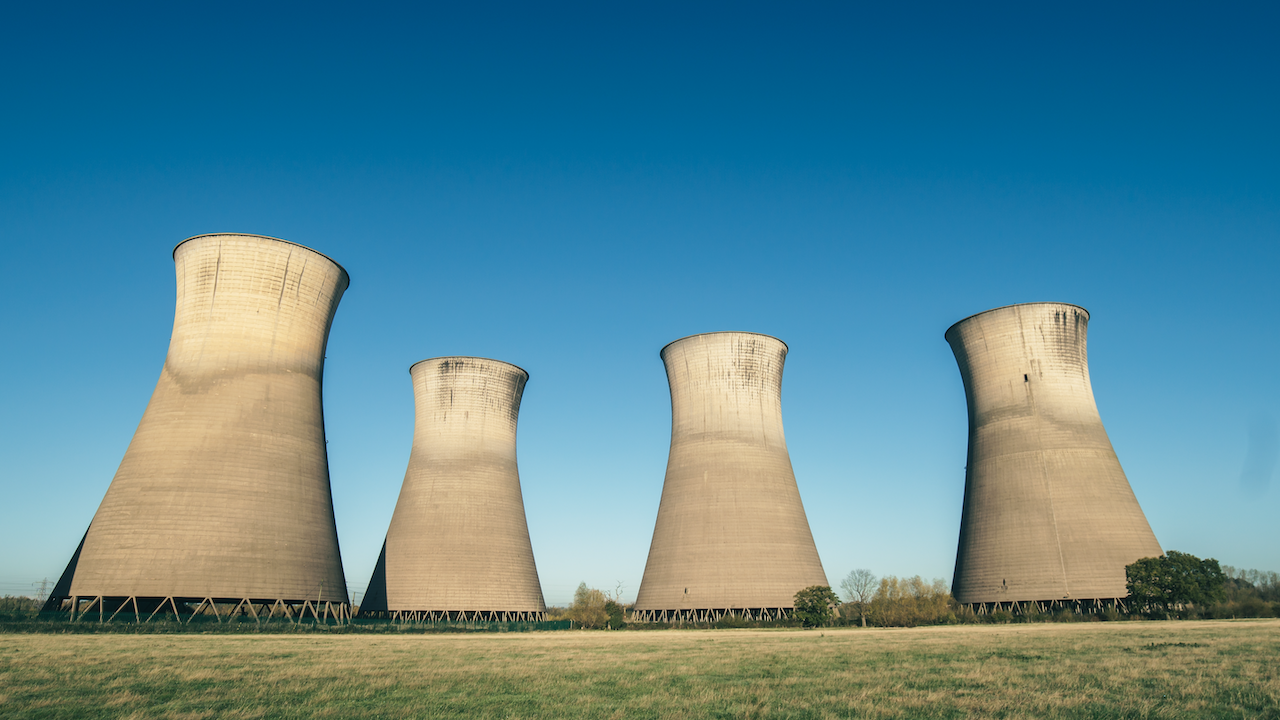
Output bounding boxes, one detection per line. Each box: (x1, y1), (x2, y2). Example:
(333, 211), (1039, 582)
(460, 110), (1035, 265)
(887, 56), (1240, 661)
(2, 2), (1277, 605)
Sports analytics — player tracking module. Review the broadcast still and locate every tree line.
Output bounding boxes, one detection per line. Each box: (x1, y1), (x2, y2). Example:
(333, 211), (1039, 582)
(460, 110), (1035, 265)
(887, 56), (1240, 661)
(807, 553), (1280, 627)
(552, 551), (1280, 630)
(12, 552), (1276, 630)
(1124, 553), (1280, 619)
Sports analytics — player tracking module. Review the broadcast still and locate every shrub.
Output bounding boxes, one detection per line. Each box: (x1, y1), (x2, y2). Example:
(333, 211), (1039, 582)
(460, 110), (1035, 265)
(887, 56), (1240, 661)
(794, 586), (840, 627)
(714, 614), (752, 629)
(865, 576), (953, 627)
(603, 600), (626, 629)
(567, 584), (609, 629)
(0, 596), (39, 620)
(1208, 598), (1274, 619)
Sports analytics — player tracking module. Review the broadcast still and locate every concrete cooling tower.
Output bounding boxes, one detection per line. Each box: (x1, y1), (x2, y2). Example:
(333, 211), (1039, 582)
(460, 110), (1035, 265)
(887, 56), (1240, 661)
(46, 233), (350, 621)
(946, 303), (1161, 610)
(357, 357), (546, 621)
(633, 332), (828, 622)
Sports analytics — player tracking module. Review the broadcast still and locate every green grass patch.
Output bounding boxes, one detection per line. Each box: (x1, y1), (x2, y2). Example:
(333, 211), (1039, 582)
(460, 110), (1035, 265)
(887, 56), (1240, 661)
(1, 619), (1276, 718)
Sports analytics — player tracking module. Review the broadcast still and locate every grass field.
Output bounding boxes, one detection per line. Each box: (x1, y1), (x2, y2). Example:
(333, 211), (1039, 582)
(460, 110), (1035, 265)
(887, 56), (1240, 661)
(1, 619), (1277, 719)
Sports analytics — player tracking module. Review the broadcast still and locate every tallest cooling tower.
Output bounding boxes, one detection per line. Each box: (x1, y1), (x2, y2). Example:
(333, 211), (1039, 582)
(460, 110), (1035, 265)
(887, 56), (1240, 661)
(946, 303), (1161, 607)
(47, 233), (350, 615)
(634, 332), (828, 622)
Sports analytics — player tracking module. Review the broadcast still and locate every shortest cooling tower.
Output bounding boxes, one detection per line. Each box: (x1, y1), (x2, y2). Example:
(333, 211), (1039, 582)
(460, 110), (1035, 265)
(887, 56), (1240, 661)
(358, 357), (546, 621)
(946, 302), (1162, 607)
(633, 332), (828, 622)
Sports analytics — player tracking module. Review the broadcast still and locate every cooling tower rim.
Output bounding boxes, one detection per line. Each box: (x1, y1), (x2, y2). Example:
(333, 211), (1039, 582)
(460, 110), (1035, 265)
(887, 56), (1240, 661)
(660, 331), (788, 357)
(408, 356), (529, 379)
(173, 233), (350, 286)
(944, 302), (1090, 339)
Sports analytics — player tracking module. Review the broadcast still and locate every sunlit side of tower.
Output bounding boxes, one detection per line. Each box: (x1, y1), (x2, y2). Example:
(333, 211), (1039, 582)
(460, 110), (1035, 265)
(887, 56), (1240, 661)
(946, 302), (1161, 607)
(633, 332), (828, 622)
(357, 357), (545, 621)
(47, 233), (350, 616)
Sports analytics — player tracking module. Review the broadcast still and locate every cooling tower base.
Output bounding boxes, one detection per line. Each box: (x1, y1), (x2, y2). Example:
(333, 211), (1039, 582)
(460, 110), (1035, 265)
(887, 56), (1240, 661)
(965, 597), (1130, 616)
(631, 607), (795, 623)
(43, 595), (351, 624)
(358, 609), (547, 622)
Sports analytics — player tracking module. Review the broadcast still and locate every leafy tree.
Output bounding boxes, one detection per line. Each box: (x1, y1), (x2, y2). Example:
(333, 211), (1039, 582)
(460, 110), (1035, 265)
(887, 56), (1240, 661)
(1125, 557), (1165, 610)
(839, 569), (877, 627)
(1126, 551), (1226, 613)
(567, 583), (609, 629)
(604, 600), (626, 629)
(865, 576), (953, 627)
(793, 586), (841, 627)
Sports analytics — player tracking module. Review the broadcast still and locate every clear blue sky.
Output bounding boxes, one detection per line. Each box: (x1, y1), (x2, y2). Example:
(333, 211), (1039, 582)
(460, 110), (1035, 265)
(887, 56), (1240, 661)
(2, 2), (1276, 605)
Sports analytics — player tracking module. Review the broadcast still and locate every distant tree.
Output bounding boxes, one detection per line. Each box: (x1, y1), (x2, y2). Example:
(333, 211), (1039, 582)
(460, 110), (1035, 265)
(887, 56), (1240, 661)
(0, 595), (39, 620)
(1126, 551), (1227, 613)
(864, 576), (953, 627)
(793, 586), (841, 628)
(567, 583), (609, 629)
(604, 600), (626, 629)
(544, 605), (571, 621)
(839, 569), (877, 627)
(1222, 566), (1280, 602)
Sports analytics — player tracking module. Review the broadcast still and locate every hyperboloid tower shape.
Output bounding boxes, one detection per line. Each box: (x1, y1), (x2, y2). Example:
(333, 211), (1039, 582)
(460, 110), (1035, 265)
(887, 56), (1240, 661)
(357, 357), (546, 621)
(46, 233), (351, 620)
(633, 332), (828, 622)
(946, 302), (1162, 609)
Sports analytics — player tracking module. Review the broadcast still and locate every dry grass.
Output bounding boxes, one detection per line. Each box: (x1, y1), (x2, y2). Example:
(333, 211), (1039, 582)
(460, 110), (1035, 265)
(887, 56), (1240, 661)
(1, 619), (1277, 718)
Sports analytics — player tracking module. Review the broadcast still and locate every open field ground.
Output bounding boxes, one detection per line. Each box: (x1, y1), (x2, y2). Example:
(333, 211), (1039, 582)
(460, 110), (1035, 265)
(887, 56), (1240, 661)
(1, 619), (1277, 719)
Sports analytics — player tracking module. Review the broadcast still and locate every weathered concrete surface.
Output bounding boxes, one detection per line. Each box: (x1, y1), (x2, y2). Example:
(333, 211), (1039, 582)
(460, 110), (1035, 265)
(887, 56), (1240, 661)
(634, 332), (828, 614)
(61, 233), (349, 602)
(360, 357), (545, 615)
(946, 303), (1162, 604)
